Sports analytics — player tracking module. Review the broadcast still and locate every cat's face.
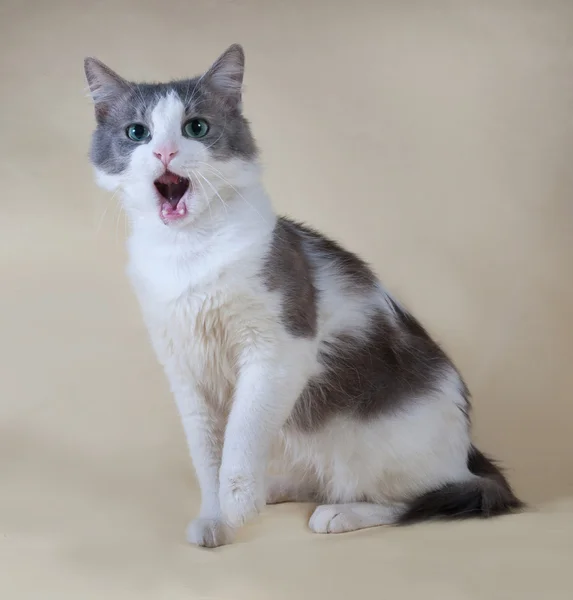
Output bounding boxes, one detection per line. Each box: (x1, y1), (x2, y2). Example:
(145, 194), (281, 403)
(85, 45), (258, 228)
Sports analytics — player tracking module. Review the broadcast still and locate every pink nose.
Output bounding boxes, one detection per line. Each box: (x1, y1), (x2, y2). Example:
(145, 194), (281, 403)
(153, 147), (178, 166)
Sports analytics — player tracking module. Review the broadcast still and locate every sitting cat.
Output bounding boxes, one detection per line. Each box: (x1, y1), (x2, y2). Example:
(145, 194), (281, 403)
(84, 44), (522, 547)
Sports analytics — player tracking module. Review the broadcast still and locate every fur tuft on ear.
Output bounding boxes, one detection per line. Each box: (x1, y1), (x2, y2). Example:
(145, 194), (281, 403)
(204, 44), (245, 107)
(84, 57), (130, 121)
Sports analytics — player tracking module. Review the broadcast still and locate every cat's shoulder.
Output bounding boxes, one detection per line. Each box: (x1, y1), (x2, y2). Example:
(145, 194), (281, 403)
(272, 216), (378, 291)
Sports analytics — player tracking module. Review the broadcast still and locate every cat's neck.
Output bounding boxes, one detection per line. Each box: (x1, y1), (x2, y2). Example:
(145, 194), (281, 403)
(125, 181), (277, 295)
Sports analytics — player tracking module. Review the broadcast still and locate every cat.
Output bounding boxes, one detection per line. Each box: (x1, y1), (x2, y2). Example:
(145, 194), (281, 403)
(84, 44), (522, 548)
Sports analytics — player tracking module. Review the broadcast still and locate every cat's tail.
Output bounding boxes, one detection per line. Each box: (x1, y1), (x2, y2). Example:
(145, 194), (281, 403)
(398, 446), (524, 524)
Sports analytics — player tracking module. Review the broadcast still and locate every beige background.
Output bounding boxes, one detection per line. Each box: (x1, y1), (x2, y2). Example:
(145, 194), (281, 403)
(1, 0), (572, 598)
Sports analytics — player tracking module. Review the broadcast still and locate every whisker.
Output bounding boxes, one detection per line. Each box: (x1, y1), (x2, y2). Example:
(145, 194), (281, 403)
(186, 168), (214, 222)
(94, 187), (122, 236)
(183, 79), (193, 108)
(198, 162), (270, 227)
(188, 79), (204, 107)
(94, 197), (111, 236)
(115, 201), (122, 244)
(129, 81), (148, 112)
(195, 171), (229, 216)
(186, 70), (208, 108)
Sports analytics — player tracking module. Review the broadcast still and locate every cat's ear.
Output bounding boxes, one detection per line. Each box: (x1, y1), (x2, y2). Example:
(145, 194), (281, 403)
(84, 57), (130, 122)
(204, 44), (245, 107)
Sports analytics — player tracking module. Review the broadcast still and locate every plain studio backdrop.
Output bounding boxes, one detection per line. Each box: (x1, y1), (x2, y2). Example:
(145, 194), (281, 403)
(1, 1), (572, 599)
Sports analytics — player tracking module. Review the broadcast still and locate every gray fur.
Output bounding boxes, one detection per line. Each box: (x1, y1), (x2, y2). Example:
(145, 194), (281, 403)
(398, 446), (524, 522)
(290, 303), (460, 431)
(262, 219), (318, 337)
(262, 219), (463, 431)
(84, 46), (257, 175)
(84, 45), (522, 531)
(297, 221), (377, 292)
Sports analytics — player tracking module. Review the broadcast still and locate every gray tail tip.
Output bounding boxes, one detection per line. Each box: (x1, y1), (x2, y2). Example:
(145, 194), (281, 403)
(398, 447), (524, 525)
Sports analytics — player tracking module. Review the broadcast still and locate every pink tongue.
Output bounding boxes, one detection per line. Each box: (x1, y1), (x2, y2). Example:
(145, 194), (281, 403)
(161, 199), (188, 221)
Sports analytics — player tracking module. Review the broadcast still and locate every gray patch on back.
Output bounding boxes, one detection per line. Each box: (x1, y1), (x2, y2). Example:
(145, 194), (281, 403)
(266, 219), (464, 430)
(262, 218), (317, 337)
(295, 221), (377, 292)
(261, 216), (379, 338)
(289, 284), (465, 431)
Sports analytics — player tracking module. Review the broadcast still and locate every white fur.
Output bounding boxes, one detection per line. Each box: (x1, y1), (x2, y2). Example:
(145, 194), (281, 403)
(273, 369), (471, 505)
(309, 503), (404, 534)
(98, 93), (474, 547)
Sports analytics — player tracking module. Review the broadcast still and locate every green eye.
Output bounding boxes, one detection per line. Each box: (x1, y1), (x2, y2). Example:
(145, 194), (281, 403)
(126, 123), (150, 142)
(183, 118), (209, 139)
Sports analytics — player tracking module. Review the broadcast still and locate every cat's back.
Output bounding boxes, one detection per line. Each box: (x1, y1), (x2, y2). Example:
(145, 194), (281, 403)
(267, 217), (395, 339)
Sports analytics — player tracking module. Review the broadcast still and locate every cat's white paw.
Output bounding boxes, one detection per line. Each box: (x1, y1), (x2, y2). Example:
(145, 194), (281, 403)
(309, 505), (359, 534)
(219, 471), (264, 528)
(186, 517), (235, 548)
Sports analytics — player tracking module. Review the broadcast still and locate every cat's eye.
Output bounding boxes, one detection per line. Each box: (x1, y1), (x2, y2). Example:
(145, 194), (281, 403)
(126, 123), (151, 142)
(183, 118), (209, 139)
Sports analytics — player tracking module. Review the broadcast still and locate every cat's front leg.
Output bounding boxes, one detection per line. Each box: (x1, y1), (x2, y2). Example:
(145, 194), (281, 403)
(170, 381), (234, 548)
(219, 348), (309, 528)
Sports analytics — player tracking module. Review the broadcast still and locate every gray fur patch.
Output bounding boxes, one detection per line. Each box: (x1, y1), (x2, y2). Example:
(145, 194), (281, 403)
(262, 218), (317, 338)
(398, 446), (524, 522)
(295, 221), (377, 292)
(289, 300), (462, 431)
(263, 218), (463, 431)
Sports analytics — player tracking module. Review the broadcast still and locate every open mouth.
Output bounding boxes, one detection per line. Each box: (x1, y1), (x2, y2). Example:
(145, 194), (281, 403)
(154, 171), (191, 222)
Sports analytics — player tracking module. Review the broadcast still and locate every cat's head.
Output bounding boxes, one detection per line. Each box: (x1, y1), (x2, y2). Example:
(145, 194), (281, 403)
(84, 44), (258, 228)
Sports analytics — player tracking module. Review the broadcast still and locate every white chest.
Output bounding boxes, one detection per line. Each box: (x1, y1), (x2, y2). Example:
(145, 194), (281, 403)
(130, 257), (276, 404)
(126, 223), (280, 408)
(142, 287), (243, 385)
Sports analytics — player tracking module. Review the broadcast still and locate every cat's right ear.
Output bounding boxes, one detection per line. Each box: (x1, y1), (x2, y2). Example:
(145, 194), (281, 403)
(84, 58), (130, 122)
(204, 44), (245, 108)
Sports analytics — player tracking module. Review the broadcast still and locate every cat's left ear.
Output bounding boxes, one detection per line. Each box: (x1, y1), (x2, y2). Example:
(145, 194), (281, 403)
(204, 44), (245, 108)
(84, 57), (131, 122)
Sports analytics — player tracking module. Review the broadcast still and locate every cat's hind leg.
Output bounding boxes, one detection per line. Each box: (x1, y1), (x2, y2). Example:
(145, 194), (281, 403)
(309, 502), (405, 534)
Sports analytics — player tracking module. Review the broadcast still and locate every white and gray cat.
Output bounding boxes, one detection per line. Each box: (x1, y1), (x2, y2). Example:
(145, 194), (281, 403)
(84, 44), (522, 547)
